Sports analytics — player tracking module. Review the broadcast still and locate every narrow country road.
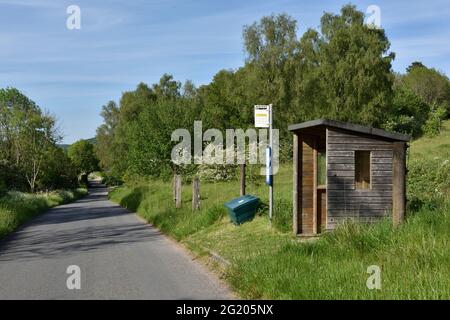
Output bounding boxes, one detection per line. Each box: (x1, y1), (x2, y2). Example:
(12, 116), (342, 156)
(0, 181), (231, 300)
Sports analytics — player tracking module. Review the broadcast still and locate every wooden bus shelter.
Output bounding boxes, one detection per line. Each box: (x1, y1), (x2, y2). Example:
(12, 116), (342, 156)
(288, 119), (411, 236)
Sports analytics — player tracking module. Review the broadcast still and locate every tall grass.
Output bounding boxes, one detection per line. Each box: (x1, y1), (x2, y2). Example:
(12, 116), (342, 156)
(225, 201), (450, 299)
(0, 188), (87, 239)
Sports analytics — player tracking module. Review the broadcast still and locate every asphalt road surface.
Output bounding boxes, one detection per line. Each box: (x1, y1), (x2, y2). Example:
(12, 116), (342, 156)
(0, 181), (231, 300)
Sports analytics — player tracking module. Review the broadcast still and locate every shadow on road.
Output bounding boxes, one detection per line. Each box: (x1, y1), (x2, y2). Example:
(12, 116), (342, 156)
(0, 181), (163, 262)
(0, 223), (162, 262)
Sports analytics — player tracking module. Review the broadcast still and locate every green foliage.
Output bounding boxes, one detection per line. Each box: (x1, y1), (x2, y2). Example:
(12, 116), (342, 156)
(0, 188), (87, 239)
(68, 139), (99, 175)
(38, 147), (78, 190)
(0, 179), (6, 197)
(383, 86), (430, 138)
(196, 164), (237, 182)
(402, 62), (450, 115)
(101, 174), (123, 186)
(407, 119), (450, 211)
(422, 105), (447, 137)
(384, 63), (450, 138)
(95, 75), (197, 180)
(96, 101), (119, 172)
(304, 5), (395, 126)
(0, 87), (78, 192)
(96, 5), (399, 179)
(407, 158), (450, 211)
(242, 13), (299, 135)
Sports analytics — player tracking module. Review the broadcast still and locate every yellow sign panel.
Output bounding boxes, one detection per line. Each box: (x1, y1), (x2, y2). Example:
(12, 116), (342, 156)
(254, 105), (270, 128)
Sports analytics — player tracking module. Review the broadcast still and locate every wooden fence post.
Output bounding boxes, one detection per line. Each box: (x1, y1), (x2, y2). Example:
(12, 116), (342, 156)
(240, 164), (246, 196)
(175, 174), (182, 209)
(173, 173), (177, 203)
(192, 176), (200, 211)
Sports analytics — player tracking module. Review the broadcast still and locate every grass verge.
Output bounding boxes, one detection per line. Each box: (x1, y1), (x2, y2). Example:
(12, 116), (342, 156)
(0, 188), (88, 239)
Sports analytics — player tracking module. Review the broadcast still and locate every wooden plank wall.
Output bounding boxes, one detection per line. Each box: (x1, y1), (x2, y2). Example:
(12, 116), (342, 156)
(326, 128), (394, 229)
(292, 134), (300, 235)
(301, 135), (315, 234)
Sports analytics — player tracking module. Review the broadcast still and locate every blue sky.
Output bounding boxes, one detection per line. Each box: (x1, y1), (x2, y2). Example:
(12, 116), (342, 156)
(1, 0), (449, 144)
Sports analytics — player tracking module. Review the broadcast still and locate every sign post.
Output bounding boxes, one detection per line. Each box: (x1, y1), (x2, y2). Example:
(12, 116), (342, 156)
(268, 104), (273, 226)
(254, 104), (273, 226)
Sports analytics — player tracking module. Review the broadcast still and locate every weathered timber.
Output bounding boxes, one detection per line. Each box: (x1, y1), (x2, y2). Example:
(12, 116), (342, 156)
(192, 176), (200, 211)
(240, 164), (246, 196)
(289, 119), (410, 234)
(293, 133), (300, 235)
(175, 174), (182, 209)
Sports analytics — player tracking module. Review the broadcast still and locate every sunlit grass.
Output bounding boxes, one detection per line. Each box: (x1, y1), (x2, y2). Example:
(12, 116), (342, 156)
(0, 188), (87, 239)
(410, 120), (450, 161)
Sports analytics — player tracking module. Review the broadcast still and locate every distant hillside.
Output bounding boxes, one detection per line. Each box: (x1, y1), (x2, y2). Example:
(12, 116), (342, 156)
(410, 120), (450, 161)
(58, 137), (96, 150)
(85, 137), (97, 145)
(58, 144), (70, 150)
